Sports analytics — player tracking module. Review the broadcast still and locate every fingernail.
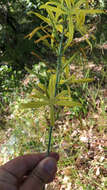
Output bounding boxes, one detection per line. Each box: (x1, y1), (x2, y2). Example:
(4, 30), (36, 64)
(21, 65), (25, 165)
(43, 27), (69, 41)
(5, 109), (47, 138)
(43, 158), (56, 175)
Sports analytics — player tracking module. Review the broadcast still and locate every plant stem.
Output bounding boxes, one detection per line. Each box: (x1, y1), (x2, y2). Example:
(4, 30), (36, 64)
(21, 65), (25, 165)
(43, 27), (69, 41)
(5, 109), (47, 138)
(47, 125), (53, 155)
(55, 32), (64, 95)
(47, 31), (64, 155)
(43, 32), (64, 190)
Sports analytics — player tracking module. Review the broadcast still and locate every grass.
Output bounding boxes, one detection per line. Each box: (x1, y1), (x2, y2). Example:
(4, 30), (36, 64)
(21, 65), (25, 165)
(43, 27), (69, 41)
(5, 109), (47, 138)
(0, 58), (106, 190)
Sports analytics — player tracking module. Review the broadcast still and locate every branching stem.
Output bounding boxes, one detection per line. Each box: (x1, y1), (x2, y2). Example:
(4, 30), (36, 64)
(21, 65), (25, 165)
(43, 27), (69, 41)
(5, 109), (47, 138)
(43, 31), (64, 190)
(47, 31), (64, 155)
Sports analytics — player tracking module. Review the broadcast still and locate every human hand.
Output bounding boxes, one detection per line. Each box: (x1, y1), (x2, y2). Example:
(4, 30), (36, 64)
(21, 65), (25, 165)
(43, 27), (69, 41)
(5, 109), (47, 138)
(0, 152), (59, 190)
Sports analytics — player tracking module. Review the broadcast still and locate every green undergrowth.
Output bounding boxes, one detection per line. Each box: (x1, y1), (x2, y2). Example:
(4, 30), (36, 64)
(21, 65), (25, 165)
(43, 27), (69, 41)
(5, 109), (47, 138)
(0, 0), (106, 188)
(0, 58), (106, 190)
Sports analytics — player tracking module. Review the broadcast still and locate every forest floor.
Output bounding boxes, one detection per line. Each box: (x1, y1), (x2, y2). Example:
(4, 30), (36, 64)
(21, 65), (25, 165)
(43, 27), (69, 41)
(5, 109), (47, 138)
(0, 61), (107, 190)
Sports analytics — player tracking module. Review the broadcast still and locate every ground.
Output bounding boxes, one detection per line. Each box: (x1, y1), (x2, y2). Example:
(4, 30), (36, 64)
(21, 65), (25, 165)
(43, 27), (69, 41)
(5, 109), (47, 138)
(0, 61), (107, 190)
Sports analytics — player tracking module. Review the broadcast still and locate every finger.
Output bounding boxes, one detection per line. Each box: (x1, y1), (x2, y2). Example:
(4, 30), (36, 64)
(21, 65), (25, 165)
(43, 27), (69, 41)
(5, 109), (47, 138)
(1, 152), (59, 179)
(0, 167), (18, 190)
(20, 157), (57, 190)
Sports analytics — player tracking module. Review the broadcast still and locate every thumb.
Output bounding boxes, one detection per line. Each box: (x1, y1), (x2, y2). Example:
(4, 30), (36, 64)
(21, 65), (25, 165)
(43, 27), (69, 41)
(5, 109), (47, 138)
(20, 157), (57, 190)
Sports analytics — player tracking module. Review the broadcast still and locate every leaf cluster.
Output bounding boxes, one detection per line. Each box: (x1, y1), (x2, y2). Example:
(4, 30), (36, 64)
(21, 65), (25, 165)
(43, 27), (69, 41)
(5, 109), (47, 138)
(21, 73), (81, 125)
(27, 0), (103, 51)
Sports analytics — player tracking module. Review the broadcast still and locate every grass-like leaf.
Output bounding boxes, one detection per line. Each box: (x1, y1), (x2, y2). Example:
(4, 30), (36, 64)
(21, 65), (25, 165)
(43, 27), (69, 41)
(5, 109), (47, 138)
(48, 74), (56, 98)
(55, 99), (81, 107)
(20, 101), (49, 109)
(55, 90), (68, 99)
(24, 26), (42, 40)
(61, 77), (94, 85)
(28, 11), (50, 24)
(34, 34), (52, 44)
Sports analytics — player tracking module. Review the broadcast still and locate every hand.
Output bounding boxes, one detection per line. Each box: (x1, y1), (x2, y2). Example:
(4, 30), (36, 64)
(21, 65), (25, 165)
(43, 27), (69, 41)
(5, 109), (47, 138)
(0, 152), (59, 190)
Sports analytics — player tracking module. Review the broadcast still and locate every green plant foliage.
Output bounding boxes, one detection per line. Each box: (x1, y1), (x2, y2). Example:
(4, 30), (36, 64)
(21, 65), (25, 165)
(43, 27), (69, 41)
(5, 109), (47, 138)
(60, 77), (94, 85)
(21, 74), (81, 126)
(0, 2), (106, 189)
(0, 65), (22, 105)
(0, 0), (48, 70)
(21, 1), (104, 165)
(27, 0), (103, 51)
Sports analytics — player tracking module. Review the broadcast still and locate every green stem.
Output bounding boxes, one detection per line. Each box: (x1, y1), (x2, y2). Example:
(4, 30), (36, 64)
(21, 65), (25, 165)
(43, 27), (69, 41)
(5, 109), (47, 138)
(43, 31), (64, 190)
(47, 125), (53, 155)
(47, 32), (64, 155)
(47, 31), (64, 156)
(43, 125), (53, 190)
(55, 32), (64, 95)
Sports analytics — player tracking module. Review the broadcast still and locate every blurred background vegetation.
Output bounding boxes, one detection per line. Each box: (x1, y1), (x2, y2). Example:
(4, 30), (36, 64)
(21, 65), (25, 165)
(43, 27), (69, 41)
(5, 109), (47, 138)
(0, 0), (107, 189)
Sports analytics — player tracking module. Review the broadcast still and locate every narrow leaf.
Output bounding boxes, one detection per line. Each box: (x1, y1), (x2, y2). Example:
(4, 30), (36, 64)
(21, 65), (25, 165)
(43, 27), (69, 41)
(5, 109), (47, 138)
(24, 26), (42, 40)
(20, 101), (49, 109)
(64, 64), (70, 78)
(85, 38), (92, 50)
(62, 52), (78, 70)
(31, 51), (44, 62)
(64, 17), (74, 50)
(56, 96), (72, 100)
(65, 0), (71, 8)
(40, 4), (65, 15)
(77, 12), (86, 27)
(48, 74), (56, 98)
(34, 34), (52, 44)
(28, 11), (50, 24)
(55, 100), (81, 107)
(37, 83), (46, 93)
(76, 9), (104, 15)
(36, 31), (50, 47)
(64, 77), (94, 84)
(55, 90), (68, 99)
(45, 1), (61, 6)
(80, 9), (104, 14)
